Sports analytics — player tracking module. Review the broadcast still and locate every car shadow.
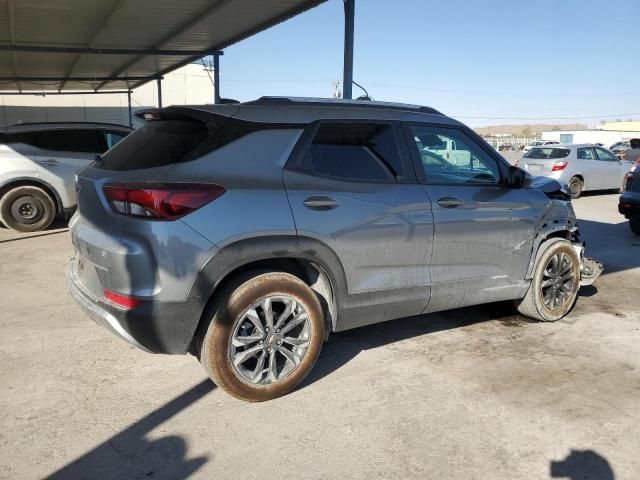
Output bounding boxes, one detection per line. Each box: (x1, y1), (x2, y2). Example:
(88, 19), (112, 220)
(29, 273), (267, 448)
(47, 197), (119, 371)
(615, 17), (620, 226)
(550, 449), (615, 479)
(47, 380), (215, 479)
(302, 301), (526, 389)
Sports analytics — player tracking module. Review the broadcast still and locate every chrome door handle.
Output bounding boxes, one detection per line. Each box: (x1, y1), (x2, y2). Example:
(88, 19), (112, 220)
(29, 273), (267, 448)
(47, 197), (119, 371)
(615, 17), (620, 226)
(437, 197), (462, 209)
(303, 196), (339, 210)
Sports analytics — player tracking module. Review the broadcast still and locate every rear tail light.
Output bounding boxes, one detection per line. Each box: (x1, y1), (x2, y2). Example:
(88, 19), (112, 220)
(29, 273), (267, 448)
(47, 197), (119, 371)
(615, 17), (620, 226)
(102, 183), (225, 220)
(551, 161), (568, 171)
(625, 172), (634, 191)
(104, 289), (143, 309)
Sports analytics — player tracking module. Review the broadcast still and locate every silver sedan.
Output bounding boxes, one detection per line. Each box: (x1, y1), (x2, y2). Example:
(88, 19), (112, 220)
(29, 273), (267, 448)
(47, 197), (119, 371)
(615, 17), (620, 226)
(520, 144), (631, 198)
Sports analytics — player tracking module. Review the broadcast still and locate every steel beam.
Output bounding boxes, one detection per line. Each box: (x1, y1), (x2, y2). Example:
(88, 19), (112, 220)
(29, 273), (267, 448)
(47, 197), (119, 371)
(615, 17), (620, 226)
(0, 44), (224, 56)
(213, 52), (221, 104)
(157, 78), (162, 108)
(0, 75), (157, 82)
(127, 90), (133, 127)
(342, 0), (355, 100)
(0, 90), (131, 95)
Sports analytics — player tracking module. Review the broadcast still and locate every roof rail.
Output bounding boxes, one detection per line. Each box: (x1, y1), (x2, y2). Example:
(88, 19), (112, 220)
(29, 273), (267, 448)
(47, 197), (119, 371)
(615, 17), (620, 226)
(243, 96), (443, 115)
(7, 121), (131, 128)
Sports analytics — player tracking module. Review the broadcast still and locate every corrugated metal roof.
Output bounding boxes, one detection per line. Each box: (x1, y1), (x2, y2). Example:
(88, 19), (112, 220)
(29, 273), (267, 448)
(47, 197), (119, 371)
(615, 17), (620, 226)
(0, 0), (326, 92)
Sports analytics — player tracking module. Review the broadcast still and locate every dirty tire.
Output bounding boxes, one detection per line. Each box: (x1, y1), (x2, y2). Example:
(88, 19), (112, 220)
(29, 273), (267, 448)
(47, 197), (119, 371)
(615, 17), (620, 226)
(199, 271), (325, 402)
(0, 185), (56, 232)
(568, 177), (583, 199)
(515, 238), (580, 322)
(630, 216), (640, 236)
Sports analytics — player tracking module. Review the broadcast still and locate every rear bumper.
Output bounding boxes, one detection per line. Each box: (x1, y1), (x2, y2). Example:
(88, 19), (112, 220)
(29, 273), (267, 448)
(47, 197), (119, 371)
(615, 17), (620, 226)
(619, 195), (640, 218)
(67, 262), (204, 354)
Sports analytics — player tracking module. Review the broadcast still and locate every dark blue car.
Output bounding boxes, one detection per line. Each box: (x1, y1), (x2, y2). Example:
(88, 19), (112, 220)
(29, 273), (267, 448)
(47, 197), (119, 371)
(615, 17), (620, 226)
(619, 166), (640, 235)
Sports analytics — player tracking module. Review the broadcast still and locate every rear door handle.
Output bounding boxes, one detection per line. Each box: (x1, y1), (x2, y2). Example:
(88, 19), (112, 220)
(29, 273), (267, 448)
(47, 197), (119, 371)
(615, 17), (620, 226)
(38, 159), (60, 166)
(437, 197), (462, 209)
(303, 196), (339, 210)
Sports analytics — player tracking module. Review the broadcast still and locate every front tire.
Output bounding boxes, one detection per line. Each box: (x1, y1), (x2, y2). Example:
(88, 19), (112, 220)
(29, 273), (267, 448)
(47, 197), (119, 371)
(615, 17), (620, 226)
(0, 185), (56, 232)
(199, 271), (326, 401)
(568, 177), (583, 199)
(515, 238), (580, 322)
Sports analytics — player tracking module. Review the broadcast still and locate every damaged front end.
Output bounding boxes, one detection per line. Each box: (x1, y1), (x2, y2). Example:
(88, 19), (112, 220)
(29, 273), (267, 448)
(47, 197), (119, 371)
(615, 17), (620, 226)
(530, 176), (604, 286)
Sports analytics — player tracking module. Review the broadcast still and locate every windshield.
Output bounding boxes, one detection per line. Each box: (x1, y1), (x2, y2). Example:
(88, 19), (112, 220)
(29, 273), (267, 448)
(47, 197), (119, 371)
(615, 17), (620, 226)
(524, 147), (571, 159)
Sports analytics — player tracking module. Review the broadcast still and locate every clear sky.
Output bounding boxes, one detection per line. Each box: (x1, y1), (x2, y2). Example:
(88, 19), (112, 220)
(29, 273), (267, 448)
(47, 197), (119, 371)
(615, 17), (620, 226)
(213, 0), (640, 127)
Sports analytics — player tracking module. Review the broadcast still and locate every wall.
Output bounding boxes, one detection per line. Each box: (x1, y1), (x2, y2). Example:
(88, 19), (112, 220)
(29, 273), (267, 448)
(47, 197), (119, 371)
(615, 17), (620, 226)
(541, 130), (640, 145)
(0, 63), (214, 128)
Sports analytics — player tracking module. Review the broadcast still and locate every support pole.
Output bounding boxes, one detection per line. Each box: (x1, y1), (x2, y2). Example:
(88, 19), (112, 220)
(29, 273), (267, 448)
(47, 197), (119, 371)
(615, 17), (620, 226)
(127, 90), (133, 127)
(157, 77), (163, 108)
(213, 52), (221, 104)
(342, 0), (355, 100)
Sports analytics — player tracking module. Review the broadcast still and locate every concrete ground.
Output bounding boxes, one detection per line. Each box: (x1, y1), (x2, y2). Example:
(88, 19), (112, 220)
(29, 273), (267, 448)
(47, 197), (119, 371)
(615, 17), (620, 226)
(1, 194), (638, 480)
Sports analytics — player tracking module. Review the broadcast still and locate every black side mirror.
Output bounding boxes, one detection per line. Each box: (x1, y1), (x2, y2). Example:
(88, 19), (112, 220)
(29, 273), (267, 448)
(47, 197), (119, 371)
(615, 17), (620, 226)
(507, 165), (526, 188)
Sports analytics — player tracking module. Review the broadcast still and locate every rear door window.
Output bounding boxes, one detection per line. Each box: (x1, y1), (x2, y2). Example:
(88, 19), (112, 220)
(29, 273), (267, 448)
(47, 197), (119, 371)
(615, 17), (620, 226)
(0, 131), (41, 147)
(577, 148), (595, 160)
(524, 148), (570, 159)
(306, 123), (402, 182)
(36, 129), (101, 153)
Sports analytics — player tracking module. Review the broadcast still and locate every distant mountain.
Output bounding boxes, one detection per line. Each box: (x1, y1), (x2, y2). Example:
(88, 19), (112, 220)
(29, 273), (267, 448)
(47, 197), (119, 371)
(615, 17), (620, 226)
(475, 124), (588, 137)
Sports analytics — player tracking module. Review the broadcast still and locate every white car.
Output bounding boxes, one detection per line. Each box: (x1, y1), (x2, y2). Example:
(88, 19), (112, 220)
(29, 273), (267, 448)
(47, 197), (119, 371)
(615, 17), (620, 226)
(523, 140), (559, 154)
(520, 143), (630, 198)
(0, 122), (131, 231)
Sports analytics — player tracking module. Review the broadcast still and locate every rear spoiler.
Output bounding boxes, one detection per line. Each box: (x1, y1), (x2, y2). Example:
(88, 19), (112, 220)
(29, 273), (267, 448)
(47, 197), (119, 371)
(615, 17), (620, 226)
(134, 104), (240, 124)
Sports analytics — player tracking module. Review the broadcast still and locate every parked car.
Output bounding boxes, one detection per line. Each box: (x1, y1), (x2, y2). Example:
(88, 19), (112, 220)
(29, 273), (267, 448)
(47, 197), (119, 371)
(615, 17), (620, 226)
(619, 165), (640, 235)
(0, 122), (131, 232)
(520, 144), (630, 198)
(67, 97), (602, 401)
(610, 141), (630, 159)
(523, 140), (559, 154)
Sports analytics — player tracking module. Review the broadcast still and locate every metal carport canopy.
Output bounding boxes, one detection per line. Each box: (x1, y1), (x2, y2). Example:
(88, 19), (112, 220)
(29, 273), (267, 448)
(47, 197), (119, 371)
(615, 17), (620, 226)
(0, 0), (329, 93)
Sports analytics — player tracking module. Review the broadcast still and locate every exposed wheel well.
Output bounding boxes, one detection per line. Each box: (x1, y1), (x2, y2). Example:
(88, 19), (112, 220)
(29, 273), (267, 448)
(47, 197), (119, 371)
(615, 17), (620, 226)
(189, 257), (337, 354)
(0, 179), (62, 215)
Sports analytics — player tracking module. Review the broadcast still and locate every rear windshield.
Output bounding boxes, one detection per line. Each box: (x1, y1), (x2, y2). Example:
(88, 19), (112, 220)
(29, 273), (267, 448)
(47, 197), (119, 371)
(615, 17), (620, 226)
(524, 147), (570, 159)
(98, 120), (209, 171)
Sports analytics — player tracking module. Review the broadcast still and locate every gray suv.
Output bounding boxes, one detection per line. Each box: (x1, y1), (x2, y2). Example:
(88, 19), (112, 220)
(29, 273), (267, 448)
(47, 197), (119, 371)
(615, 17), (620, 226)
(67, 97), (601, 401)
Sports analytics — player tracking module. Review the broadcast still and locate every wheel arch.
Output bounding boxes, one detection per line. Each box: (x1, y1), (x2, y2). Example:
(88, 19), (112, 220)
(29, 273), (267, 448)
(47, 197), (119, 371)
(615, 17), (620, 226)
(0, 177), (63, 215)
(187, 236), (347, 354)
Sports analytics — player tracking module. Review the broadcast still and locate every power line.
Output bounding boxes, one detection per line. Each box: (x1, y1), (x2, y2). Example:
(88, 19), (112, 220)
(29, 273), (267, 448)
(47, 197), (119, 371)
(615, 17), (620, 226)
(452, 113), (640, 120)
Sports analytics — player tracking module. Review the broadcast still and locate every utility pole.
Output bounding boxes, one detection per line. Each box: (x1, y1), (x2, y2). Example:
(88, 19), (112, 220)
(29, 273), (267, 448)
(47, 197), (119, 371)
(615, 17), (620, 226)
(343, 0), (355, 100)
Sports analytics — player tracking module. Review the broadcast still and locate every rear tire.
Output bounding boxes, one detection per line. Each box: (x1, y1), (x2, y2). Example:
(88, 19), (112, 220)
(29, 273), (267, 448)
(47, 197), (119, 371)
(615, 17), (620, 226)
(0, 185), (56, 232)
(630, 216), (640, 236)
(515, 238), (580, 322)
(199, 271), (325, 402)
(568, 177), (583, 199)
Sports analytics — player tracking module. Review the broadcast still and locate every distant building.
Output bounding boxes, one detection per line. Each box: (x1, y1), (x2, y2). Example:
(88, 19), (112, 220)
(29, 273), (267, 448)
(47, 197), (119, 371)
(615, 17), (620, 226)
(0, 63), (214, 128)
(542, 127), (640, 146)
(599, 120), (640, 132)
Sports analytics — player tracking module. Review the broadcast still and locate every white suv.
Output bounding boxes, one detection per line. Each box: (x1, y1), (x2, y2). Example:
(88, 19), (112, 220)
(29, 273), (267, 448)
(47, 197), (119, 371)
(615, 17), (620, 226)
(0, 122), (131, 231)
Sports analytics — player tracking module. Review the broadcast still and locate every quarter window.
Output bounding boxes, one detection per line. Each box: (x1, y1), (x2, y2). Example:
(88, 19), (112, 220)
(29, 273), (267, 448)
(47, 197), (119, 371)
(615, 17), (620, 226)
(407, 125), (500, 184)
(308, 123), (402, 182)
(102, 131), (128, 151)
